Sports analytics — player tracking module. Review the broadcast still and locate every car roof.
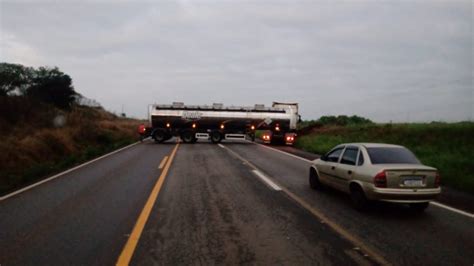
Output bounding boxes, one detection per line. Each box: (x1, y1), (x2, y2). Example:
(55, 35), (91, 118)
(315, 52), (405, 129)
(338, 143), (405, 148)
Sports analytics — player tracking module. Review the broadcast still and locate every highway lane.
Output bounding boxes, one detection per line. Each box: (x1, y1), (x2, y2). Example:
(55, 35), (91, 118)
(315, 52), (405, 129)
(1, 139), (473, 265)
(224, 141), (474, 266)
(130, 142), (368, 265)
(0, 141), (175, 265)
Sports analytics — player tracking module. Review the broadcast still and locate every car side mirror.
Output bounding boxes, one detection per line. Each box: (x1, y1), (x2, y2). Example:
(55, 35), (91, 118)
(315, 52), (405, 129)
(320, 155), (327, 161)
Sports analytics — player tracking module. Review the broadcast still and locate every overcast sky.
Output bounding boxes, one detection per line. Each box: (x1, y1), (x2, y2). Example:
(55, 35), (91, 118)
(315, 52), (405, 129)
(1, 0), (472, 122)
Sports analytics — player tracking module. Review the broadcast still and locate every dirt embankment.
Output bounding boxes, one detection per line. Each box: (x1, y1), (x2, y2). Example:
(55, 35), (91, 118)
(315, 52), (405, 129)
(0, 97), (142, 195)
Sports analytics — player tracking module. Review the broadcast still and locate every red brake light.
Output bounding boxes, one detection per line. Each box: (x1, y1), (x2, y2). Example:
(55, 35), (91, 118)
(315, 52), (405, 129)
(138, 124), (146, 134)
(374, 171), (387, 188)
(435, 172), (441, 188)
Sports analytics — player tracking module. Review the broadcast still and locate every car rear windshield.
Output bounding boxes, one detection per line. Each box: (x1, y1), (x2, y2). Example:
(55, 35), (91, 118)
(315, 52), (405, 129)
(366, 147), (420, 164)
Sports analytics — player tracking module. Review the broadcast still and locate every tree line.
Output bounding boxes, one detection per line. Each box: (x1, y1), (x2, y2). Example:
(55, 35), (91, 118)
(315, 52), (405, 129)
(0, 62), (77, 109)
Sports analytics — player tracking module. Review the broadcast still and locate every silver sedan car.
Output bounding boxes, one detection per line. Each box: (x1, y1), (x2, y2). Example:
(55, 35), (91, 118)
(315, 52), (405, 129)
(309, 143), (441, 211)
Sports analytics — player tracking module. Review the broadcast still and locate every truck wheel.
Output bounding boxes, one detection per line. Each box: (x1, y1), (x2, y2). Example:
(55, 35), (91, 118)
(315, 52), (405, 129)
(152, 129), (166, 143)
(181, 131), (195, 143)
(210, 131), (222, 143)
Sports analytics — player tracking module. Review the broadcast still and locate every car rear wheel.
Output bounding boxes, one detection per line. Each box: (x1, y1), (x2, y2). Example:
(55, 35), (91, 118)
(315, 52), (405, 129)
(409, 202), (429, 212)
(309, 168), (323, 190)
(350, 185), (369, 211)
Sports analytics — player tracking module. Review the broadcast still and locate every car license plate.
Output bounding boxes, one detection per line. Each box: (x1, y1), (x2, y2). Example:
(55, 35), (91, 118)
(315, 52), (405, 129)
(403, 178), (423, 187)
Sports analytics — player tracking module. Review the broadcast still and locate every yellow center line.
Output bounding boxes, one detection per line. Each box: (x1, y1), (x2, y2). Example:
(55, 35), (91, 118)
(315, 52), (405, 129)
(158, 156), (168, 169)
(116, 143), (179, 266)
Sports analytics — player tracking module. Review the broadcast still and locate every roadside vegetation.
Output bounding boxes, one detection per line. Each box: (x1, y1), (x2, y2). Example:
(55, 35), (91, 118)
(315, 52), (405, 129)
(0, 63), (141, 195)
(296, 118), (474, 194)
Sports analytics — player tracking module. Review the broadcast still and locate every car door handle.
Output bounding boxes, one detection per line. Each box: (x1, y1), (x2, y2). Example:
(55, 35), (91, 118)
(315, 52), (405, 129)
(348, 170), (352, 175)
(331, 166), (335, 170)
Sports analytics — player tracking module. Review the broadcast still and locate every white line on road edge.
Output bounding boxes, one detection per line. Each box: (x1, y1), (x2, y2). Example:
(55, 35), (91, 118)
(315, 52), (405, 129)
(252, 170), (282, 191)
(431, 201), (474, 219)
(0, 141), (143, 202)
(248, 141), (312, 163)
(158, 156), (169, 169)
(217, 144), (225, 148)
(249, 141), (474, 220)
(223, 144), (389, 265)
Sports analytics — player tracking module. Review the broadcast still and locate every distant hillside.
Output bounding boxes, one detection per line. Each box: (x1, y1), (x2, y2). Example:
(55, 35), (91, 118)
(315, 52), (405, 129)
(295, 122), (474, 194)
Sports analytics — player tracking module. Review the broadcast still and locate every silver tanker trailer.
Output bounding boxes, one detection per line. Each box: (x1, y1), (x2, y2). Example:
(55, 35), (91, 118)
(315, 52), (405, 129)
(138, 102), (300, 145)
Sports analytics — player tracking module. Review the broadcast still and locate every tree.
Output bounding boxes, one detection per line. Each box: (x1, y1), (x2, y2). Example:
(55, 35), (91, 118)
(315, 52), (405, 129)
(0, 63), (33, 96)
(26, 67), (77, 109)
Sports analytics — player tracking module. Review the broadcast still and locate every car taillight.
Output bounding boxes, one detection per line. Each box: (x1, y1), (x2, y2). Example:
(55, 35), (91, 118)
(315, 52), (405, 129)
(374, 171), (387, 188)
(435, 172), (441, 188)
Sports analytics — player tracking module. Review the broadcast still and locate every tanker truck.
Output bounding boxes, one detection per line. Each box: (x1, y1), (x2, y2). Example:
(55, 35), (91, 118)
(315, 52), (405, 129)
(138, 102), (300, 145)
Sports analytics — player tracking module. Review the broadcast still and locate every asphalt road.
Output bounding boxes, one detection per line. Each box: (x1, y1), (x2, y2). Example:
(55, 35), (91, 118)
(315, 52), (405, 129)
(1, 140), (473, 265)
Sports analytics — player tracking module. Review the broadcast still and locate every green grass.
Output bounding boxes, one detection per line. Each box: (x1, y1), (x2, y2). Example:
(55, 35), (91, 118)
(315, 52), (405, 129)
(295, 122), (474, 194)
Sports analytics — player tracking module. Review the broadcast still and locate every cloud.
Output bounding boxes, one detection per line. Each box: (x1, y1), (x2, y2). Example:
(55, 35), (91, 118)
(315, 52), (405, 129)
(1, 32), (44, 66)
(1, 0), (472, 122)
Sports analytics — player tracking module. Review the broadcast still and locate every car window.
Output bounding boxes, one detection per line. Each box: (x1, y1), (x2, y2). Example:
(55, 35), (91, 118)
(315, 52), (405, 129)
(341, 148), (358, 165)
(326, 148), (343, 162)
(357, 151), (364, 166)
(367, 147), (420, 164)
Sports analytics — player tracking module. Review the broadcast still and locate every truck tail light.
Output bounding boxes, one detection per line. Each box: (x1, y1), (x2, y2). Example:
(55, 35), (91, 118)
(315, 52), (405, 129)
(435, 172), (441, 188)
(374, 171), (387, 188)
(138, 124), (146, 134)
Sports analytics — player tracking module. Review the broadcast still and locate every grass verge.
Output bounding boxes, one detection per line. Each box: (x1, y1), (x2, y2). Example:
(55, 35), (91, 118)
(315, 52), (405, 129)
(295, 122), (474, 194)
